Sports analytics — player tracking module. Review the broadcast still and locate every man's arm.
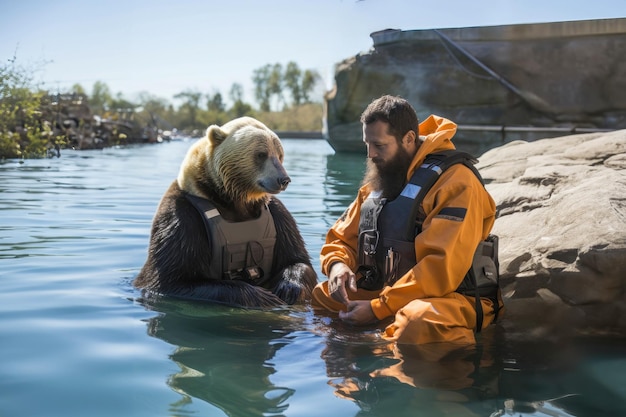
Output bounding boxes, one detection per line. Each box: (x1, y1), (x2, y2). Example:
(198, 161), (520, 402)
(320, 188), (367, 276)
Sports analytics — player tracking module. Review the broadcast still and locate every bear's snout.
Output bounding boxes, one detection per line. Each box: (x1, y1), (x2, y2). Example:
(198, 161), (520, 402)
(257, 156), (291, 194)
(263, 175), (290, 193)
(279, 176), (291, 189)
(258, 174), (291, 194)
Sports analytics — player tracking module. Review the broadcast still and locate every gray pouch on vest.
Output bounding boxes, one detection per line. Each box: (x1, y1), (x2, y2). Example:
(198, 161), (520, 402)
(457, 235), (499, 298)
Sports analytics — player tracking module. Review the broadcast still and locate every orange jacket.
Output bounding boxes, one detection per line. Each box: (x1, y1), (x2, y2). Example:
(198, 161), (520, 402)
(320, 115), (497, 320)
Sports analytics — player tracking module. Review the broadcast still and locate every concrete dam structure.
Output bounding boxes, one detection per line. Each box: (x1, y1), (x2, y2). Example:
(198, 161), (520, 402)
(324, 18), (626, 154)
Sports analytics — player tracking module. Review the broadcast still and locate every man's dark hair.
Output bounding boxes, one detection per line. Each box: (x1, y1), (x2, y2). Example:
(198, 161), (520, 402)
(360, 95), (419, 142)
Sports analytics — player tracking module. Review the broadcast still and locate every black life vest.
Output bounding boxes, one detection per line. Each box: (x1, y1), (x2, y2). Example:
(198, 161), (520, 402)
(185, 193), (277, 284)
(357, 150), (500, 330)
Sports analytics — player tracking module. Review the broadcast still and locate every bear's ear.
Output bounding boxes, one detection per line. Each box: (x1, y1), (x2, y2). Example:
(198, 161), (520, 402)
(206, 125), (227, 147)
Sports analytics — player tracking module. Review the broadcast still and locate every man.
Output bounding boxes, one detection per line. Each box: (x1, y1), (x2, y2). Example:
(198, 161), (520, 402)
(312, 95), (501, 345)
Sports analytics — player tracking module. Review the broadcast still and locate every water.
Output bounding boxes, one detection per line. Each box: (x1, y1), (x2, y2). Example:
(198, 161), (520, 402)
(1, 139), (625, 417)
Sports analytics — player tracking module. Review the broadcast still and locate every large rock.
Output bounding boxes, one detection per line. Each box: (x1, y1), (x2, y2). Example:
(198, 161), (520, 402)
(325, 19), (626, 154)
(476, 129), (626, 338)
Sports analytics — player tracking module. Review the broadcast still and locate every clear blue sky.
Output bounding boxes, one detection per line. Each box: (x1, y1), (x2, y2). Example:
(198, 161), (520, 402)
(1, 0), (624, 105)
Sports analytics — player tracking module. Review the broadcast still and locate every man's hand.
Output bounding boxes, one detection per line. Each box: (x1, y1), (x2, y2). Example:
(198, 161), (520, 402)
(339, 300), (377, 325)
(328, 262), (357, 305)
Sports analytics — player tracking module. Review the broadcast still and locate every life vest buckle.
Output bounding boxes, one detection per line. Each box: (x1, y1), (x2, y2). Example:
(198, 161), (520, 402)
(356, 265), (383, 291)
(224, 266), (263, 282)
(245, 266), (263, 281)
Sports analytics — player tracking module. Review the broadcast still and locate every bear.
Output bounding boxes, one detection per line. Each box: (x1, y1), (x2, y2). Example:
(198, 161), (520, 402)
(134, 116), (318, 307)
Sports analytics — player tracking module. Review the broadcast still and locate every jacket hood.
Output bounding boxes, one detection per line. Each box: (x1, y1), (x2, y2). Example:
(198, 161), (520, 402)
(407, 115), (457, 179)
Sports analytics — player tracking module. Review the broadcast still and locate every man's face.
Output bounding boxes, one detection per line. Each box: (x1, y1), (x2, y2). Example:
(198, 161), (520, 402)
(362, 120), (414, 198)
(363, 120), (401, 170)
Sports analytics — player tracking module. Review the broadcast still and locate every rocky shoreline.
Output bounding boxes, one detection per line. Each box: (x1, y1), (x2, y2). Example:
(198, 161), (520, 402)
(477, 129), (626, 338)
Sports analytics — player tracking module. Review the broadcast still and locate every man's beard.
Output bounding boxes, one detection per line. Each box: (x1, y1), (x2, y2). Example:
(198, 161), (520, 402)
(362, 147), (413, 200)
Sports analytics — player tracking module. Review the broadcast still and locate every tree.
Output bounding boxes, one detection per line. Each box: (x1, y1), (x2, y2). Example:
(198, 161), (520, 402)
(137, 92), (168, 115)
(90, 81), (112, 114)
(71, 83), (86, 95)
(253, 62), (321, 110)
(252, 64), (272, 112)
(174, 89), (203, 130)
(229, 83), (244, 104)
(268, 63), (284, 110)
(284, 61), (303, 105)
(109, 92), (136, 111)
(228, 83), (253, 118)
(207, 91), (225, 112)
(301, 69), (320, 103)
(0, 56), (52, 158)
(135, 92), (172, 131)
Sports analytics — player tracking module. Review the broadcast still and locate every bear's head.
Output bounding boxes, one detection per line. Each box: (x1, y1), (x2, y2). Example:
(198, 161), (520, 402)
(177, 117), (290, 209)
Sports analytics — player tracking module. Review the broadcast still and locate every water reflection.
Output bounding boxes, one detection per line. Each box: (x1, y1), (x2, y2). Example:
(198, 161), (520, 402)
(313, 315), (502, 416)
(139, 297), (306, 416)
(315, 315), (626, 417)
(322, 151), (365, 224)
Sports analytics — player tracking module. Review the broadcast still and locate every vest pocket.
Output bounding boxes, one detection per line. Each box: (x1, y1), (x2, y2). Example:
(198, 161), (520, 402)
(457, 239), (499, 298)
(222, 238), (276, 281)
(381, 238), (415, 285)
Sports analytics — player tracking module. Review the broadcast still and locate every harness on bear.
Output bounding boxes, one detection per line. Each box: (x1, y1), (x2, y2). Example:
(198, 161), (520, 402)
(357, 149), (501, 331)
(185, 193), (277, 284)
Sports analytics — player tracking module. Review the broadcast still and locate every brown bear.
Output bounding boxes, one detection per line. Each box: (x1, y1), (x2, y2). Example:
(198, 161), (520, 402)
(134, 117), (318, 307)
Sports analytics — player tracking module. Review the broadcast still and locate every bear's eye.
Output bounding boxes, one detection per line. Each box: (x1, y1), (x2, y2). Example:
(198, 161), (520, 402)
(256, 151), (268, 161)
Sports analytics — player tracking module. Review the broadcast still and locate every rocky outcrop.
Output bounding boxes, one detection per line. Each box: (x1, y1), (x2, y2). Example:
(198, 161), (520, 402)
(477, 129), (626, 338)
(325, 18), (626, 154)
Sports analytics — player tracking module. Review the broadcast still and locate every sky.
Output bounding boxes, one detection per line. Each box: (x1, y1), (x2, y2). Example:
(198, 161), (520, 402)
(1, 0), (625, 106)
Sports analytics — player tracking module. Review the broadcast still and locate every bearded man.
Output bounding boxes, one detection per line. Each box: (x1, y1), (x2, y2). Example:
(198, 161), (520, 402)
(312, 95), (502, 345)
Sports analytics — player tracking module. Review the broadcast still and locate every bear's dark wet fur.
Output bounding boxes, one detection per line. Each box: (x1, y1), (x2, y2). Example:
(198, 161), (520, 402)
(134, 181), (318, 307)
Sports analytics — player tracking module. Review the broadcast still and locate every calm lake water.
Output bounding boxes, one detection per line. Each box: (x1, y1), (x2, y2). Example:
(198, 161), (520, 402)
(1, 138), (625, 417)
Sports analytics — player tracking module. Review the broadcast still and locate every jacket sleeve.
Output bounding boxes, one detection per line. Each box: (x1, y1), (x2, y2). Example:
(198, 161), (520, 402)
(320, 187), (368, 276)
(370, 164), (496, 320)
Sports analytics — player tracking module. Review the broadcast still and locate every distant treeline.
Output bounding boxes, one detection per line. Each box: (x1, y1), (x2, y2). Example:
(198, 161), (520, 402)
(0, 57), (323, 159)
